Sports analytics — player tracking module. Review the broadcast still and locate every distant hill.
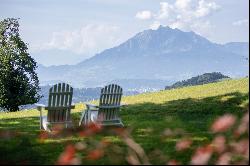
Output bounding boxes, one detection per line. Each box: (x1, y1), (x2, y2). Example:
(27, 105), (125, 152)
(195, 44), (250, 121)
(165, 72), (230, 90)
(36, 26), (249, 89)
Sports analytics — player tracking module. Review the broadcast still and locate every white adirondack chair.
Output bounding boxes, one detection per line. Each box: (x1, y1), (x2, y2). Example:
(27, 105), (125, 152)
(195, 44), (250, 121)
(79, 84), (126, 127)
(36, 83), (75, 131)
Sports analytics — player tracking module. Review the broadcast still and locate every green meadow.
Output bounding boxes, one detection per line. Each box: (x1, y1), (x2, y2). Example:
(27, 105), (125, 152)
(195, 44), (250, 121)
(0, 78), (249, 164)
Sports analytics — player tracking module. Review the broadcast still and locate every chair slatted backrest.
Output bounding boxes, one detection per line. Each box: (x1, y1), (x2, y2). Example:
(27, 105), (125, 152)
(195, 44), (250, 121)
(98, 84), (123, 121)
(47, 83), (73, 123)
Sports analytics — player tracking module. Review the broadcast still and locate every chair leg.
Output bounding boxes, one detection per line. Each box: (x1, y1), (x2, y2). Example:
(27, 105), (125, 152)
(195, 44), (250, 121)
(43, 122), (50, 132)
(40, 117), (43, 130)
(66, 122), (73, 128)
(84, 109), (91, 125)
(86, 110), (92, 125)
(41, 116), (51, 132)
(38, 108), (43, 130)
(79, 109), (87, 126)
(119, 121), (124, 127)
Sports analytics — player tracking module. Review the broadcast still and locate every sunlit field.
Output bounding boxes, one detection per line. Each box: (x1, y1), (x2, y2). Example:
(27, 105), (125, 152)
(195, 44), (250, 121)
(0, 78), (249, 164)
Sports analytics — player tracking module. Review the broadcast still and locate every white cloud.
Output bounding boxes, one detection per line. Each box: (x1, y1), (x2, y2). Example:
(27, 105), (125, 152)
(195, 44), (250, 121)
(135, 10), (153, 20)
(31, 24), (124, 55)
(233, 19), (249, 26)
(175, 0), (192, 10)
(195, 0), (220, 18)
(136, 0), (220, 37)
(156, 2), (173, 19)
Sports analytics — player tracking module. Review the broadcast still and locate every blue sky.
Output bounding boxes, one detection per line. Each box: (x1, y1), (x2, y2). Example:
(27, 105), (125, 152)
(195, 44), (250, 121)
(0, 0), (249, 66)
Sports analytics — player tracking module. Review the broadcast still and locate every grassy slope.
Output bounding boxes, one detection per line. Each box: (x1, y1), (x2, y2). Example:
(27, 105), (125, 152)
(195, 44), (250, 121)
(0, 78), (249, 164)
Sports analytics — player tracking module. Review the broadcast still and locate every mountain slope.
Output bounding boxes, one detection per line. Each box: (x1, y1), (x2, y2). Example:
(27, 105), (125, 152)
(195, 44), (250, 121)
(222, 42), (249, 58)
(37, 26), (249, 88)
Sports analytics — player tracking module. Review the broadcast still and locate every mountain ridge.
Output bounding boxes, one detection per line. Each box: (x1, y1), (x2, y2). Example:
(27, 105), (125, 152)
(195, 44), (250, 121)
(36, 26), (249, 89)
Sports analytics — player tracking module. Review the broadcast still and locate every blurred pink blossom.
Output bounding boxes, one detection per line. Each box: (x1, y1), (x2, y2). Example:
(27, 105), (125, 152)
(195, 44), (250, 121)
(176, 139), (192, 151)
(86, 149), (104, 160)
(211, 135), (226, 153)
(216, 152), (231, 165)
(167, 159), (180, 165)
(211, 114), (236, 133)
(191, 145), (213, 165)
(57, 144), (76, 165)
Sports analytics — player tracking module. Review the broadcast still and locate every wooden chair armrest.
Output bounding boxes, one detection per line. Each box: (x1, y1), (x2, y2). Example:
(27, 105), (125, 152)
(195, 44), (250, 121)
(35, 104), (46, 111)
(71, 104), (75, 109)
(121, 103), (128, 107)
(84, 103), (99, 109)
(99, 105), (126, 109)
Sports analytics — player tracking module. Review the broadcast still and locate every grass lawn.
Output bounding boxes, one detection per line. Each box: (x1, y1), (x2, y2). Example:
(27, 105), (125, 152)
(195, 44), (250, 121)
(0, 78), (249, 165)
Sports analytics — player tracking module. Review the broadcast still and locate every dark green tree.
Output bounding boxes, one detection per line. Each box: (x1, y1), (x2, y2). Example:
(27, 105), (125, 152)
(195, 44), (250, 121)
(0, 18), (41, 112)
